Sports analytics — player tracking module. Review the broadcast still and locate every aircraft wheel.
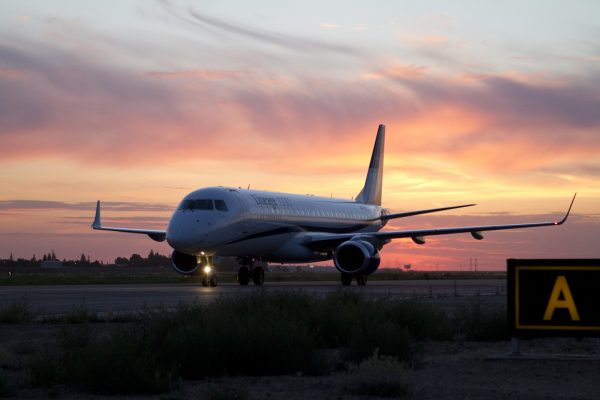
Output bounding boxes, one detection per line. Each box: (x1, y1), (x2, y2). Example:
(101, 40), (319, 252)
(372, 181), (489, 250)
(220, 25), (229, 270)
(237, 266), (250, 286)
(209, 275), (217, 287)
(252, 266), (265, 286)
(341, 273), (352, 286)
(356, 275), (367, 286)
(201, 276), (209, 287)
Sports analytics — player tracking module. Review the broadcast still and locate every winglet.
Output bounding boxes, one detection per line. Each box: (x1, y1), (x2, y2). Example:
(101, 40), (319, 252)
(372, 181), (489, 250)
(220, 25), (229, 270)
(92, 200), (102, 229)
(556, 193), (576, 225)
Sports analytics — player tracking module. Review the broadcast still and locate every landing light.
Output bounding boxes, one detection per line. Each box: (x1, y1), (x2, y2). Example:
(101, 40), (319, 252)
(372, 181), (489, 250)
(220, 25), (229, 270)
(203, 265), (212, 274)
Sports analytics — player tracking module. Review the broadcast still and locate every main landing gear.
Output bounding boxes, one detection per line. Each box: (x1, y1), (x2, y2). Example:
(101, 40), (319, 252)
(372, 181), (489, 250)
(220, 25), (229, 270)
(237, 257), (265, 286)
(341, 273), (368, 286)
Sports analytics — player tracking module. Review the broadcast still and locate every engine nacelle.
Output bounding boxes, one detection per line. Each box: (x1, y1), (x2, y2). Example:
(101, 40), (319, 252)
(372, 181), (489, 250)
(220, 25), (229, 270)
(333, 240), (380, 275)
(171, 250), (199, 275)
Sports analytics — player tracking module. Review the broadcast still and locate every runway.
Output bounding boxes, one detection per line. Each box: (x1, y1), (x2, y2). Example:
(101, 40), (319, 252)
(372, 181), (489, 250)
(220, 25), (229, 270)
(1, 279), (506, 315)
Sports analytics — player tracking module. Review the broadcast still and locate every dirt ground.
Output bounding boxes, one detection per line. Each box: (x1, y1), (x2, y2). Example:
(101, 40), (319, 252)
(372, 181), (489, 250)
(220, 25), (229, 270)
(2, 322), (600, 400)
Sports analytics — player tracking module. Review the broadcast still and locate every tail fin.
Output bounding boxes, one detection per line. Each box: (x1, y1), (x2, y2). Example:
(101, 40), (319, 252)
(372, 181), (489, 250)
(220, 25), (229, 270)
(355, 124), (385, 205)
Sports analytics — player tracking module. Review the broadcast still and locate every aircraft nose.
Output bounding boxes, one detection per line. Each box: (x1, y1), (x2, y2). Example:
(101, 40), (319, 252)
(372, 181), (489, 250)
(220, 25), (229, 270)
(167, 226), (202, 253)
(167, 231), (199, 253)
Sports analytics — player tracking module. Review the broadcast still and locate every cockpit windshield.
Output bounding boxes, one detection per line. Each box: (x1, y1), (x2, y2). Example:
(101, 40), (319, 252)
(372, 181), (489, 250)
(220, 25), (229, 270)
(215, 200), (229, 211)
(178, 199), (229, 212)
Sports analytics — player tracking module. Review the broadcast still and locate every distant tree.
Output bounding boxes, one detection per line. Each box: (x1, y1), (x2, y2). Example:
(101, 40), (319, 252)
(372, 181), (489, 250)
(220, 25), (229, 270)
(51, 250), (57, 261)
(148, 249), (155, 259)
(80, 253), (87, 264)
(31, 254), (37, 263)
(114, 257), (129, 265)
(129, 253), (143, 266)
(9, 253), (13, 262)
(43, 254), (48, 261)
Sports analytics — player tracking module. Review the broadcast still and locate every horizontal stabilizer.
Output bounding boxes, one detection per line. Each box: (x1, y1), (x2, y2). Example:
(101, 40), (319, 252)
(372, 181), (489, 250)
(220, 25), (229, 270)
(379, 203), (476, 221)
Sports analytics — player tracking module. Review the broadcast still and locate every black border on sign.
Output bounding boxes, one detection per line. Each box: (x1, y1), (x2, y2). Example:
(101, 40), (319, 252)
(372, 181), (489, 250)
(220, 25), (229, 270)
(507, 259), (600, 337)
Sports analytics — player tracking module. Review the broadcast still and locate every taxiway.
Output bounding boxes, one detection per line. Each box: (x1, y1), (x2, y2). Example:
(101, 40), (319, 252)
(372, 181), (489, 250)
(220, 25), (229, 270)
(0, 279), (506, 315)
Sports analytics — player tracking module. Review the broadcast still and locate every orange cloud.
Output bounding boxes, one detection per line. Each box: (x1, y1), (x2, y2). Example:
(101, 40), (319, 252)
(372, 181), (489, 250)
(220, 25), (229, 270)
(362, 65), (428, 80)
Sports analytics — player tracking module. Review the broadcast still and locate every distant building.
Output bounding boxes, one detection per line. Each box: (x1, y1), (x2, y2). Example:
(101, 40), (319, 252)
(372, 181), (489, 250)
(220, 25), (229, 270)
(41, 260), (64, 268)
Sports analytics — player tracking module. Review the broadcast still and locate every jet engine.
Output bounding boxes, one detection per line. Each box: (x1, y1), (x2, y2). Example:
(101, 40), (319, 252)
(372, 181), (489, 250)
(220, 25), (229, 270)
(171, 250), (199, 274)
(333, 239), (380, 275)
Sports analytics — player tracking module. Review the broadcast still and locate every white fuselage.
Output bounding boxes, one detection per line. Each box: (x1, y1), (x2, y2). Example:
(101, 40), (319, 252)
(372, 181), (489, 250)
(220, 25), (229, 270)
(166, 187), (386, 263)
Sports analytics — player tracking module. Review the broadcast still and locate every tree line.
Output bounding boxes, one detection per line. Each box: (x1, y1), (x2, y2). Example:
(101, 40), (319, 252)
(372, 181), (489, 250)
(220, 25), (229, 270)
(0, 250), (171, 268)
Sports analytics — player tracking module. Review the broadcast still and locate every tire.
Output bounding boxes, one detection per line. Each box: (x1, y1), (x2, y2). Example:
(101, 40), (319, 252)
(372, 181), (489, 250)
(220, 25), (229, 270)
(201, 276), (208, 287)
(356, 275), (367, 286)
(209, 275), (217, 287)
(252, 266), (265, 286)
(341, 273), (352, 286)
(238, 266), (250, 286)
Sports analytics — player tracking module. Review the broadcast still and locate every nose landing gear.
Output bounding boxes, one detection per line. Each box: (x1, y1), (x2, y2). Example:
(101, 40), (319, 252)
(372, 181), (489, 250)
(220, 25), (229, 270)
(200, 257), (217, 287)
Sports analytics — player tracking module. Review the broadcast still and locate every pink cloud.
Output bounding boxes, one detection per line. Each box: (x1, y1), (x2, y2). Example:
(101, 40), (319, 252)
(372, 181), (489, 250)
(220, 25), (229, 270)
(146, 69), (247, 81)
(1, 37), (599, 177)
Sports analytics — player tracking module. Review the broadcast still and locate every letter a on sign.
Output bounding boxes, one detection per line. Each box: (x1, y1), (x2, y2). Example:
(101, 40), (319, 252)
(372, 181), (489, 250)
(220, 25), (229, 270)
(543, 276), (580, 321)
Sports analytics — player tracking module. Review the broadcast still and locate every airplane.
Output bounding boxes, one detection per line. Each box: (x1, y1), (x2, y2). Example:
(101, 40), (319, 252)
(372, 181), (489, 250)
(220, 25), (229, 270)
(92, 124), (576, 287)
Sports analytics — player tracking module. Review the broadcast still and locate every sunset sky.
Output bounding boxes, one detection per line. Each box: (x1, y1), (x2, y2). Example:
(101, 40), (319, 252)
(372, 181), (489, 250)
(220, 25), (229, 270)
(1, 1), (599, 270)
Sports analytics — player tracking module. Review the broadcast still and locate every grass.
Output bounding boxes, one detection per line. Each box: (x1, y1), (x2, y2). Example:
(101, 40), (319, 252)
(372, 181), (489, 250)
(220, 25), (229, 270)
(0, 299), (37, 324)
(21, 292), (507, 395)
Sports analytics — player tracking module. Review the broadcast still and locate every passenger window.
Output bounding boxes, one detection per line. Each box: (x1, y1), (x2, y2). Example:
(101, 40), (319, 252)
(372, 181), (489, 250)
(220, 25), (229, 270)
(215, 200), (229, 212)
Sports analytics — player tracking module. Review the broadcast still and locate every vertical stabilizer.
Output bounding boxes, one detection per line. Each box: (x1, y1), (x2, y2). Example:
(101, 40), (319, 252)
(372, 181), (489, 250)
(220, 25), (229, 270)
(355, 124), (385, 205)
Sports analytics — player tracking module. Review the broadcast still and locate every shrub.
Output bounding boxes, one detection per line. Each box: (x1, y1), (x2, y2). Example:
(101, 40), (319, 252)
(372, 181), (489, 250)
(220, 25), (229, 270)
(0, 370), (18, 398)
(384, 300), (453, 341)
(166, 295), (316, 378)
(71, 329), (177, 394)
(349, 321), (417, 362)
(454, 300), (508, 341)
(307, 290), (376, 348)
(206, 384), (248, 400)
(345, 351), (410, 397)
(31, 324), (176, 394)
(27, 291), (464, 394)
(61, 303), (101, 324)
(0, 299), (36, 324)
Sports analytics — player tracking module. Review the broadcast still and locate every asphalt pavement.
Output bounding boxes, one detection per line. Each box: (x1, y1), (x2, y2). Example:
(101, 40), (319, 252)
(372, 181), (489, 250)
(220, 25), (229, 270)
(0, 279), (507, 315)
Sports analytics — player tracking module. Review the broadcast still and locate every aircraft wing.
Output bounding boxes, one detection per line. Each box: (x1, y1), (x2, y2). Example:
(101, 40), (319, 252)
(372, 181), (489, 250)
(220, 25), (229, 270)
(306, 194), (576, 250)
(91, 201), (167, 242)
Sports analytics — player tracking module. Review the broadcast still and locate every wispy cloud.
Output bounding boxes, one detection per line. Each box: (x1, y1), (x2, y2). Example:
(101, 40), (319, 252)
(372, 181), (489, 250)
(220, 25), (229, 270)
(146, 69), (247, 80)
(159, 1), (355, 55)
(0, 200), (171, 212)
(186, 9), (355, 54)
